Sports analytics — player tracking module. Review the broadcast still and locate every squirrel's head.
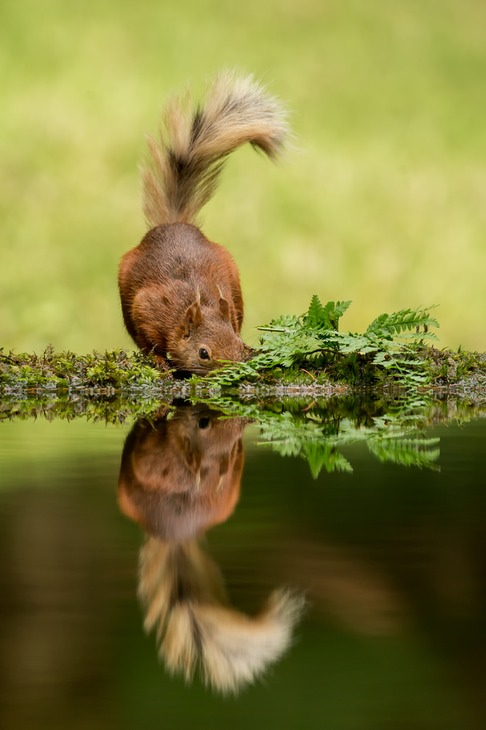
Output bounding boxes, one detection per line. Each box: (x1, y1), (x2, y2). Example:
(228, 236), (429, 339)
(168, 298), (247, 374)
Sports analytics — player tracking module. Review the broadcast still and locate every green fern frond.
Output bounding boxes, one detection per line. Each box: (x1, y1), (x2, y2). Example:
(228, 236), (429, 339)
(365, 306), (439, 338)
(304, 296), (351, 331)
(205, 297), (441, 391)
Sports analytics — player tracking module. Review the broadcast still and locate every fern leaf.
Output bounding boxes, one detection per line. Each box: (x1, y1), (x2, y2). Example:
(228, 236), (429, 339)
(304, 296), (352, 331)
(365, 306), (439, 338)
(329, 300), (352, 329)
(304, 295), (327, 328)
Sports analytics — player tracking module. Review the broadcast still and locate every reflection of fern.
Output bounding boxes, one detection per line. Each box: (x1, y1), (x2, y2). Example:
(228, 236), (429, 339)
(257, 416), (440, 477)
(260, 418), (440, 479)
(366, 437), (440, 471)
(208, 398), (441, 477)
(302, 442), (352, 478)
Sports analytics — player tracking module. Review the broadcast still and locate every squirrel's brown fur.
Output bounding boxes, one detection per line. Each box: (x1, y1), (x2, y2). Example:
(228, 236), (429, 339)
(118, 72), (287, 373)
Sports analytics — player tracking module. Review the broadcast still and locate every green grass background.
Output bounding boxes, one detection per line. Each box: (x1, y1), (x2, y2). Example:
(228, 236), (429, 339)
(1, 0), (485, 353)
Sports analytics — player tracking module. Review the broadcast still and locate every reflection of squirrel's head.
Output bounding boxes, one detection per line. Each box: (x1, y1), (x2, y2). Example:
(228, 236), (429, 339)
(117, 405), (245, 540)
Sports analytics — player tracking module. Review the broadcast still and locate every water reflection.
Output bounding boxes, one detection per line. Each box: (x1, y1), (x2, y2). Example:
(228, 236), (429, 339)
(1, 405), (485, 726)
(117, 404), (305, 695)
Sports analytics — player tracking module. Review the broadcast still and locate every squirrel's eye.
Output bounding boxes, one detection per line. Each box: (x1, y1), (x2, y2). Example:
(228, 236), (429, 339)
(198, 347), (210, 360)
(198, 417), (211, 429)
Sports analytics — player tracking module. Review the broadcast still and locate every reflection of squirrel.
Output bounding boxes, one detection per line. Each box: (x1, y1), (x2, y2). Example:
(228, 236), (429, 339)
(118, 405), (304, 694)
(118, 72), (288, 373)
(118, 404), (245, 540)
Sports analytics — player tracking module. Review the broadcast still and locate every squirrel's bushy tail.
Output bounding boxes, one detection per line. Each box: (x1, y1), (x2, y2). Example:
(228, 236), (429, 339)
(143, 71), (288, 228)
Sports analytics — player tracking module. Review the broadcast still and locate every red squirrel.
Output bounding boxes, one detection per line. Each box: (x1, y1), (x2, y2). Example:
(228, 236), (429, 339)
(118, 72), (287, 373)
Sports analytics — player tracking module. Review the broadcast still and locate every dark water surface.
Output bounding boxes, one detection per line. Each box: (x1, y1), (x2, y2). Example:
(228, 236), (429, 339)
(0, 406), (485, 730)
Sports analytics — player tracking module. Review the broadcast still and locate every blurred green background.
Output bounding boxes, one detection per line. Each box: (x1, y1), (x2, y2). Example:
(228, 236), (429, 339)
(1, 0), (485, 353)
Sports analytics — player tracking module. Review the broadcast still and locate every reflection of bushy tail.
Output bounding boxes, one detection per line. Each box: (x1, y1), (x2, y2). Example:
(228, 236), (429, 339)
(138, 537), (305, 694)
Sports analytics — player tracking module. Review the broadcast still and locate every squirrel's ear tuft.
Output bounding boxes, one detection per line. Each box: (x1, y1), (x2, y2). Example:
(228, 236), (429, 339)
(219, 295), (231, 321)
(181, 301), (203, 337)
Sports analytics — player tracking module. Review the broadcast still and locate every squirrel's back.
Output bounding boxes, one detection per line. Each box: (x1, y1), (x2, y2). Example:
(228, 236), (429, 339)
(142, 71), (288, 228)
